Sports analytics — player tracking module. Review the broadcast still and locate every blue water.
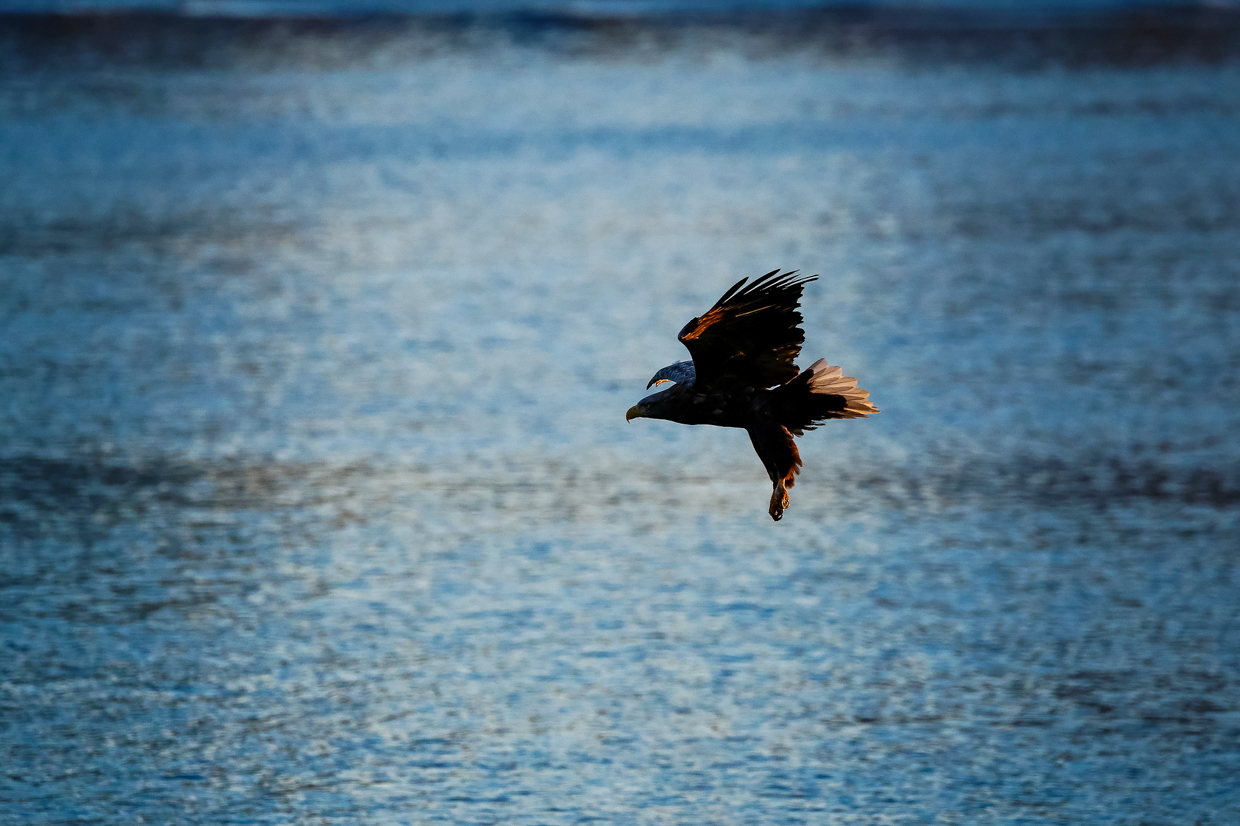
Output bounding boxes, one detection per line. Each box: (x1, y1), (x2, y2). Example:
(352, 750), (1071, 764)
(2, 12), (1239, 826)
(0, 0), (1217, 17)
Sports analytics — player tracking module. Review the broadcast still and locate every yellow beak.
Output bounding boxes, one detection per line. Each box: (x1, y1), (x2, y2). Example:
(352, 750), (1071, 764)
(626, 405), (642, 423)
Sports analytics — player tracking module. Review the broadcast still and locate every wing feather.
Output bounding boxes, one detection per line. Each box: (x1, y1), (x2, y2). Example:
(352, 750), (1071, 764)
(678, 270), (817, 388)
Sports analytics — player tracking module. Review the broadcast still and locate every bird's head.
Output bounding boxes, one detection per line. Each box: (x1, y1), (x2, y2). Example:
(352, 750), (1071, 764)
(626, 384), (682, 423)
(628, 361), (696, 422)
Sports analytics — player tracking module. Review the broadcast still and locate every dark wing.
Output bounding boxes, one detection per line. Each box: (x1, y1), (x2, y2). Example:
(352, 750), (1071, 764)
(678, 269), (817, 388)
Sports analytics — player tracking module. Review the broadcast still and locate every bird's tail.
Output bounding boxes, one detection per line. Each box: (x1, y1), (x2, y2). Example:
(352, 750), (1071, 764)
(773, 358), (878, 435)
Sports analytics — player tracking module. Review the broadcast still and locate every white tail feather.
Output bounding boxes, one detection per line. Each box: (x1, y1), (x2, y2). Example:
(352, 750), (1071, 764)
(805, 358), (879, 418)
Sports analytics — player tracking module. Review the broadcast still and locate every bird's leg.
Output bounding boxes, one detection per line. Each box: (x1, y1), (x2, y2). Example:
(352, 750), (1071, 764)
(768, 480), (790, 521)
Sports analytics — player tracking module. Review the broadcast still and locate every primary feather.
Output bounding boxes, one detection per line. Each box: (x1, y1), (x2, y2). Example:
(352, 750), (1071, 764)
(676, 269), (815, 388)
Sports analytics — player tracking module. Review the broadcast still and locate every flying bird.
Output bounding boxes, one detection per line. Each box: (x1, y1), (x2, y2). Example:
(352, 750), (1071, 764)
(626, 270), (877, 521)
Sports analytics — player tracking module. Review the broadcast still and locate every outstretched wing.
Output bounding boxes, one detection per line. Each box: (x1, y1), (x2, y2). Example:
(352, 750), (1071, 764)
(678, 270), (816, 388)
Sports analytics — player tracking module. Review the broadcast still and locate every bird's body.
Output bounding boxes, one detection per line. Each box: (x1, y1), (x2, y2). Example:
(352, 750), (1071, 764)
(626, 270), (877, 520)
(637, 379), (757, 428)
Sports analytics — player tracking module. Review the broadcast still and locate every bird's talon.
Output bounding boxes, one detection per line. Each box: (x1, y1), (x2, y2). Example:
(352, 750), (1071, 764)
(769, 487), (789, 520)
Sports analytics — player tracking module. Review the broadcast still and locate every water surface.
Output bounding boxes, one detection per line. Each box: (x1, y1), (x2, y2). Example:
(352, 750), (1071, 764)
(1, 12), (1239, 825)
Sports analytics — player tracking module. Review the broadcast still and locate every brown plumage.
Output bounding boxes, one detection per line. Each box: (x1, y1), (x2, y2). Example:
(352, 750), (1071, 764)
(626, 270), (877, 520)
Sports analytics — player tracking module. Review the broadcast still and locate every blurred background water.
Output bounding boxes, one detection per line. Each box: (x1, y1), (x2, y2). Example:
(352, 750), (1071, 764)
(1, 4), (1239, 824)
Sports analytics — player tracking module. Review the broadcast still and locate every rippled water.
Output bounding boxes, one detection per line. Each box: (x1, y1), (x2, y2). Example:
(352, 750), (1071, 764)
(2, 13), (1239, 824)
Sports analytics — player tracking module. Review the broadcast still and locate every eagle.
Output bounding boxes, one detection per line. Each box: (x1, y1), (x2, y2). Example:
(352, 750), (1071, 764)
(626, 270), (878, 521)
